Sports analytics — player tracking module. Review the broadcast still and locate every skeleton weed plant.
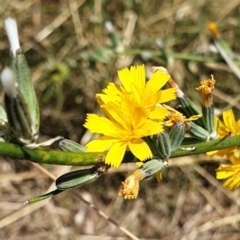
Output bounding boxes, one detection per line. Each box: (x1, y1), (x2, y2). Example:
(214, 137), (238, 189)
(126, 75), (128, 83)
(0, 18), (240, 203)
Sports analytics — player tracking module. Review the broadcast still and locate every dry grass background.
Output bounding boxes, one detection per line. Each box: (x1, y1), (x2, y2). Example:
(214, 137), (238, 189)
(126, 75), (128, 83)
(1, 0), (240, 239)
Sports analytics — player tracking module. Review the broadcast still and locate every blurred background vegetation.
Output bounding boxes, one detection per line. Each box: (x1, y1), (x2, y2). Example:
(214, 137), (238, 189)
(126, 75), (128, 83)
(1, 0), (240, 239)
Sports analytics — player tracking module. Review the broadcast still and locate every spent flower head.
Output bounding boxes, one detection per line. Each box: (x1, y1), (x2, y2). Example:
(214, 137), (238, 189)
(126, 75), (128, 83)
(118, 159), (167, 199)
(196, 76), (215, 107)
(118, 169), (144, 199)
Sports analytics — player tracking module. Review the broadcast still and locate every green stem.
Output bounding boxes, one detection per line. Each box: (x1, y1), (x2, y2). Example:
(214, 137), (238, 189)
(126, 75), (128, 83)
(0, 142), (108, 166)
(0, 135), (238, 166)
(171, 135), (235, 158)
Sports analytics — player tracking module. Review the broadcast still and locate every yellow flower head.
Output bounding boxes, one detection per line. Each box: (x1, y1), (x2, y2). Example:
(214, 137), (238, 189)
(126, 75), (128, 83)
(84, 65), (176, 168)
(216, 162), (240, 190)
(164, 105), (201, 127)
(207, 109), (240, 157)
(84, 93), (163, 167)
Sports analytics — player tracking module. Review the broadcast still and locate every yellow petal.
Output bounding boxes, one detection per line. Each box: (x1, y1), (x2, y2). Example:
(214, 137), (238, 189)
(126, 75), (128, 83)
(85, 137), (117, 152)
(131, 106), (149, 129)
(84, 114), (115, 133)
(207, 148), (231, 157)
(223, 172), (240, 190)
(84, 114), (123, 137)
(158, 88), (176, 103)
(216, 118), (228, 136)
(105, 141), (127, 167)
(133, 119), (163, 137)
(143, 92), (161, 108)
(102, 83), (122, 97)
(128, 138), (152, 161)
(215, 163), (240, 190)
(131, 65), (145, 93)
(223, 109), (235, 131)
(102, 102), (127, 127)
(117, 67), (132, 92)
(136, 162), (143, 167)
(96, 83), (122, 106)
(216, 165), (235, 179)
(206, 150), (218, 156)
(96, 94), (119, 106)
(228, 153), (240, 164)
(146, 69), (170, 96)
(236, 119), (240, 133)
(188, 114), (202, 121)
(149, 106), (168, 120)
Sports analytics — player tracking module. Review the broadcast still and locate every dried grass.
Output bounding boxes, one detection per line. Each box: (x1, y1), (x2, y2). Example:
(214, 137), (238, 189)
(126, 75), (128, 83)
(1, 0), (240, 239)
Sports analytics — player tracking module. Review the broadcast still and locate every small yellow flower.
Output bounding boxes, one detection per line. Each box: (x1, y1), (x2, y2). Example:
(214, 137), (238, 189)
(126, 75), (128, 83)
(207, 109), (240, 157)
(84, 93), (163, 167)
(164, 105), (201, 127)
(216, 162), (240, 190)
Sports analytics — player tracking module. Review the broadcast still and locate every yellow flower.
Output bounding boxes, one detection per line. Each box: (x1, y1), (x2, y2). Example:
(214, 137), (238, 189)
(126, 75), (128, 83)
(84, 65), (176, 167)
(164, 105), (201, 127)
(216, 159), (240, 190)
(97, 65), (176, 121)
(207, 109), (240, 157)
(84, 93), (163, 168)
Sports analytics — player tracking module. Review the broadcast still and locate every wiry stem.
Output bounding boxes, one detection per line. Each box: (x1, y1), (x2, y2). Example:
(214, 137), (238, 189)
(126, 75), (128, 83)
(0, 134), (238, 166)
